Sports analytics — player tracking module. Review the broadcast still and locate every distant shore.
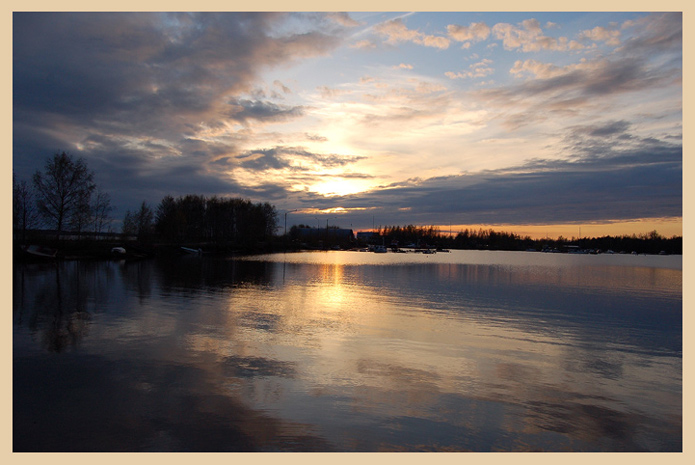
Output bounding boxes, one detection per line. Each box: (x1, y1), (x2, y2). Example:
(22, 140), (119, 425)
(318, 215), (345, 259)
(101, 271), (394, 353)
(13, 236), (681, 264)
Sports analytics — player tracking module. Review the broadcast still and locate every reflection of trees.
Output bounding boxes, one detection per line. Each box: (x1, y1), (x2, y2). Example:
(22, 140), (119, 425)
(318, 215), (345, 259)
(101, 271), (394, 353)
(13, 257), (278, 353)
(13, 262), (116, 352)
(154, 258), (275, 294)
(117, 259), (153, 303)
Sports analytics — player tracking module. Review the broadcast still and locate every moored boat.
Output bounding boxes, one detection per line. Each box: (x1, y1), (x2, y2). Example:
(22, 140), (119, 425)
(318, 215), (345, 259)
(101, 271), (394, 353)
(21, 244), (58, 258)
(181, 246), (204, 255)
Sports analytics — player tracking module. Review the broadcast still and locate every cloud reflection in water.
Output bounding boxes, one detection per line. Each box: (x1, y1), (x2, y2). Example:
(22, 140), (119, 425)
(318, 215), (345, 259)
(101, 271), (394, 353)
(13, 251), (681, 451)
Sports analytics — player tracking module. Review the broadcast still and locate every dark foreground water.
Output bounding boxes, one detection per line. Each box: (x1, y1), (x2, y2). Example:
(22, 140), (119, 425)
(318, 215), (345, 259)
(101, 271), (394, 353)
(13, 250), (682, 452)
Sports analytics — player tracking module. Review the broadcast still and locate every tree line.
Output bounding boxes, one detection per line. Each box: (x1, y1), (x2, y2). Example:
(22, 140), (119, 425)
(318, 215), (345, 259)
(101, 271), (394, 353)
(13, 152), (278, 247)
(152, 194), (277, 245)
(372, 225), (534, 250)
(373, 225), (682, 255)
(14, 152), (682, 255)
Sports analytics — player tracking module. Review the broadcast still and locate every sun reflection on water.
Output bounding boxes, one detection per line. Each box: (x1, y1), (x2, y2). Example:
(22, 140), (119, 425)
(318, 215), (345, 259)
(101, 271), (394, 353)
(13, 253), (681, 451)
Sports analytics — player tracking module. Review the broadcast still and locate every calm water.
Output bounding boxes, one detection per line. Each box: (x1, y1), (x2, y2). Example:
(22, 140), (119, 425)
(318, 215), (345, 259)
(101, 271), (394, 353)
(13, 250), (682, 452)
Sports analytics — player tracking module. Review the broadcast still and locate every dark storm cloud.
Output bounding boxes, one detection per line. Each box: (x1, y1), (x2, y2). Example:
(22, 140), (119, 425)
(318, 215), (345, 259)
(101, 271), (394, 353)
(12, 12), (681, 231)
(569, 120), (632, 139)
(559, 121), (682, 168)
(75, 144), (250, 216)
(13, 12), (345, 213)
(331, 124), (681, 227)
(236, 149), (294, 171)
(227, 99), (305, 124)
(13, 12), (339, 136)
(235, 146), (366, 172)
(241, 182), (300, 201)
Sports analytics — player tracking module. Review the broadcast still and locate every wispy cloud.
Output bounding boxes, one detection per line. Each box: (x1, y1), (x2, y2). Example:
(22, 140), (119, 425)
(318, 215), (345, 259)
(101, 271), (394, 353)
(446, 59), (495, 80)
(373, 18), (450, 49)
(473, 49), (679, 131)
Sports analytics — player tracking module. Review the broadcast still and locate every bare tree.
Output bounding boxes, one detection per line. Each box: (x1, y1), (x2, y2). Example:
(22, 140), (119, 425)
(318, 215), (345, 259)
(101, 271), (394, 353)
(136, 201), (154, 241)
(13, 173), (40, 242)
(92, 189), (114, 236)
(68, 192), (92, 236)
(123, 201), (154, 241)
(33, 152), (96, 240)
(122, 210), (137, 237)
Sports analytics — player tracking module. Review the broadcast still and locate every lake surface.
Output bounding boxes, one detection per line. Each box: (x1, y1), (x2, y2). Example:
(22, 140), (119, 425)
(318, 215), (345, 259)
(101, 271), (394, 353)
(13, 250), (682, 452)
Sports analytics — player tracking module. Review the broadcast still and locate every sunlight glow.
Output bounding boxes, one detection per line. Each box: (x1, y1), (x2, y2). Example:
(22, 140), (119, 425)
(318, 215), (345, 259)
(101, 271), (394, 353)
(310, 178), (373, 197)
(14, 12), (680, 239)
(299, 206), (374, 216)
(443, 217), (683, 240)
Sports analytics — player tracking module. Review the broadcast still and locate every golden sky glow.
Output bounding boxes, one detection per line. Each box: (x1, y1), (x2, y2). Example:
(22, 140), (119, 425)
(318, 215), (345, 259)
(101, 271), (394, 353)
(12, 10), (683, 238)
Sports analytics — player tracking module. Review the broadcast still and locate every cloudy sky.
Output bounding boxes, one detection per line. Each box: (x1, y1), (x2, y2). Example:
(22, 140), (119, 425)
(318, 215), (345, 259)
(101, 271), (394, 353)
(12, 10), (683, 238)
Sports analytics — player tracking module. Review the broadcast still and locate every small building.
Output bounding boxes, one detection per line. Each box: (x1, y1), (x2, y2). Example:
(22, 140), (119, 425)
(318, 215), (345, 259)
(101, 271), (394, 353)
(356, 231), (378, 243)
(293, 227), (355, 249)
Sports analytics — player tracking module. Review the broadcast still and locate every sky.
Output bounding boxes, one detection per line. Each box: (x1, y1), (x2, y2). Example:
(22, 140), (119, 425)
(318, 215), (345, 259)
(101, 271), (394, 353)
(12, 9), (683, 238)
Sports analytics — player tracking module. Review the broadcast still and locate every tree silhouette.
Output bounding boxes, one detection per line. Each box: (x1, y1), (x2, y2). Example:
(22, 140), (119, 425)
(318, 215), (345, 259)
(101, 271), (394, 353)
(153, 194), (277, 245)
(92, 189), (114, 235)
(123, 201), (154, 241)
(33, 152), (96, 240)
(13, 173), (40, 242)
